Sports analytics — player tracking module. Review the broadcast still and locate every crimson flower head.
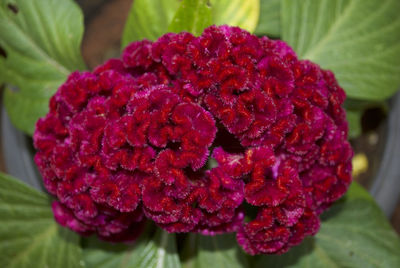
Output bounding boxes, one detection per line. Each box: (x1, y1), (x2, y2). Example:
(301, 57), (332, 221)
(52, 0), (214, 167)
(33, 25), (353, 255)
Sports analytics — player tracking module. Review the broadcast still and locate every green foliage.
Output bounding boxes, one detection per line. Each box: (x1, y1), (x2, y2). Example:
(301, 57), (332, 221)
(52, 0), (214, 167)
(0, 0), (86, 135)
(121, 0), (181, 46)
(281, 0), (400, 101)
(182, 233), (249, 268)
(256, 182), (400, 268)
(254, 0), (281, 37)
(84, 228), (181, 268)
(3, 86), (49, 136)
(210, 0), (260, 33)
(346, 109), (363, 138)
(122, 0), (260, 48)
(0, 173), (83, 268)
(168, 0), (212, 36)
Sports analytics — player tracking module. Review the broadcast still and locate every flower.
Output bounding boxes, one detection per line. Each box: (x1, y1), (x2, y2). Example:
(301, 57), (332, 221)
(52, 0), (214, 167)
(33, 25), (352, 254)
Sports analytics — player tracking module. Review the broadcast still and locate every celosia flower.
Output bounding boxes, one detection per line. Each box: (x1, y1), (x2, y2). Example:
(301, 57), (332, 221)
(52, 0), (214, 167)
(33, 25), (352, 254)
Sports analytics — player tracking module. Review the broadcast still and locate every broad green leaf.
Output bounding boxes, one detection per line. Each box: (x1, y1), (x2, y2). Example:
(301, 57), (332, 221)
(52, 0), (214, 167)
(121, 0), (181, 47)
(346, 109), (362, 138)
(210, 0), (260, 33)
(282, 0), (400, 101)
(3, 88), (49, 136)
(0, 0), (86, 135)
(168, 0), (212, 36)
(254, 0), (281, 37)
(182, 233), (249, 268)
(0, 172), (84, 268)
(84, 228), (181, 268)
(256, 182), (400, 268)
(122, 0), (259, 47)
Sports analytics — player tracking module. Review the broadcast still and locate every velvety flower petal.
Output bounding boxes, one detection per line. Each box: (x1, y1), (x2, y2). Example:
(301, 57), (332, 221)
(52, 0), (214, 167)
(34, 25), (352, 254)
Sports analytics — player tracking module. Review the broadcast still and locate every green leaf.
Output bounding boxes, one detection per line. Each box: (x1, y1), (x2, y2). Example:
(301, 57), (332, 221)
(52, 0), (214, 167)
(254, 0), (281, 37)
(84, 228), (181, 268)
(0, 0), (86, 135)
(281, 0), (400, 101)
(256, 182), (400, 268)
(122, 0), (259, 47)
(3, 88), (49, 135)
(183, 233), (249, 268)
(0, 172), (84, 268)
(121, 0), (181, 47)
(346, 109), (362, 138)
(168, 0), (212, 36)
(210, 0), (260, 33)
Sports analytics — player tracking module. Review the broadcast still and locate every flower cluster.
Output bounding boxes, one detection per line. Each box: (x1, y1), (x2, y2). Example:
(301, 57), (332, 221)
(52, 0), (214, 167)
(33, 25), (352, 254)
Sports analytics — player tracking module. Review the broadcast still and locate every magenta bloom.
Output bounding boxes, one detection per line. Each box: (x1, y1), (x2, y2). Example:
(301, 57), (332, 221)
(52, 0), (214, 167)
(33, 25), (352, 254)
